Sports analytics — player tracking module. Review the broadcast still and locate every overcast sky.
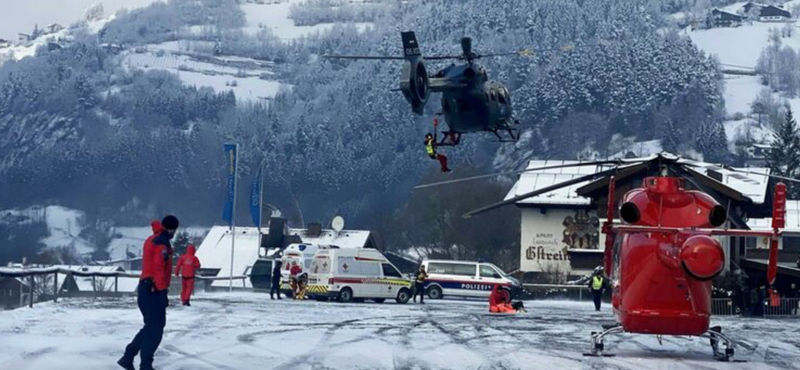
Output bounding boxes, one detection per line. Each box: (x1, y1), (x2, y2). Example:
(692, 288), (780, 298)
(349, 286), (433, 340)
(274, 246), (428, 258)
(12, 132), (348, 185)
(0, 0), (157, 41)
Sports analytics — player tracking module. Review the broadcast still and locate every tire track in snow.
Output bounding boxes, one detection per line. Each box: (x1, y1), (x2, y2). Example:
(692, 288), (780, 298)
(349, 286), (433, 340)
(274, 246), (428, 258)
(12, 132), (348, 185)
(269, 318), (363, 370)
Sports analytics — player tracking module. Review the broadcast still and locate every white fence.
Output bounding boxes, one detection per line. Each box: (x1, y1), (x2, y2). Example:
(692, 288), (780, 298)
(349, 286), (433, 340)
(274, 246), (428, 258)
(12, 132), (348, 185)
(711, 298), (736, 316)
(1, 267), (249, 309)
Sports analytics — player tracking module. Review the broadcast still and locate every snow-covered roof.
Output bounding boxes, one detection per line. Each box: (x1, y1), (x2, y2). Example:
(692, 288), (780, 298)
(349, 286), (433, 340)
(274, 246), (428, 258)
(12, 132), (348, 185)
(195, 226), (262, 288)
(683, 161), (770, 204)
(196, 225), (372, 288)
(506, 155), (771, 207)
(286, 228), (371, 249)
(504, 160), (622, 206)
(69, 274), (139, 292)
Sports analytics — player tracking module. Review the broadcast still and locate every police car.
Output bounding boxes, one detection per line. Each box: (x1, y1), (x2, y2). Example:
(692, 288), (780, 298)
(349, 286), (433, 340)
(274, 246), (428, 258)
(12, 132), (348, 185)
(421, 260), (521, 300)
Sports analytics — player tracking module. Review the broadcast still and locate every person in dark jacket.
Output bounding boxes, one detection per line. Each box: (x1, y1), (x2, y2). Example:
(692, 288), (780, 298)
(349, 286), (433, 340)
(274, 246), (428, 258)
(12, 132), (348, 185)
(588, 266), (609, 311)
(413, 265), (428, 304)
(270, 261), (283, 300)
(175, 244), (201, 306)
(118, 215), (179, 370)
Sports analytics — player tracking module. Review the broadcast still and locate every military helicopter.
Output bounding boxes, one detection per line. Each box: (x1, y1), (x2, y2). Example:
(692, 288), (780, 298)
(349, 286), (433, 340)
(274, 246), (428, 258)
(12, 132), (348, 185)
(324, 31), (529, 146)
(416, 153), (800, 361)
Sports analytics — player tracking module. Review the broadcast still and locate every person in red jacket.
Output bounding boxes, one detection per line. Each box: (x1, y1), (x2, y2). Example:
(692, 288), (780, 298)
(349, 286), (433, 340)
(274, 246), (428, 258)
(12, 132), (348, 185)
(489, 285), (515, 314)
(175, 244), (201, 306)
(289, 261), (302, 298)
(119, 215), (179, 370)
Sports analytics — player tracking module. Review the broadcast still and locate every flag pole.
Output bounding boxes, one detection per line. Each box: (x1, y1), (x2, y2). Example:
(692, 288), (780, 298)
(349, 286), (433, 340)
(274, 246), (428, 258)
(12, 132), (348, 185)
(258, 163), (264, 233)
(230, 144), (239, 293)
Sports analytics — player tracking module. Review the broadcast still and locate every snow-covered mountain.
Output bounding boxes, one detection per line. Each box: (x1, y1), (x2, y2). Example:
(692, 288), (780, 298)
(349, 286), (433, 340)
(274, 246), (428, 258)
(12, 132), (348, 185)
(0, 0), (776, 263)
(686, 1), (800, 152)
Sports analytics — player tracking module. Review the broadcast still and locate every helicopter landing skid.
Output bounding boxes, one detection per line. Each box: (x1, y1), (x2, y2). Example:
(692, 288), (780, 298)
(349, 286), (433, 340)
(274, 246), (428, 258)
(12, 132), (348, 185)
(489, 127), (519, 143)
(436, 132), (462, 147)
(584, 325), (741, 361)
(584, 324), (623, 357)
(701, 326), (739, 362)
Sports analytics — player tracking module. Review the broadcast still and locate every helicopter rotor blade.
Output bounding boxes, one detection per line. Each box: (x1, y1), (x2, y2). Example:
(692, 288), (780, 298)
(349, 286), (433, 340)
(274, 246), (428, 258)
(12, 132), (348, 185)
(422, 55), (463, 60)
(462, 167), (621, 219)
(322, 55), (405, 60)
(681, 160), (800, 184)
(414, 160), (624, 190)
(475, 43), (589, 59)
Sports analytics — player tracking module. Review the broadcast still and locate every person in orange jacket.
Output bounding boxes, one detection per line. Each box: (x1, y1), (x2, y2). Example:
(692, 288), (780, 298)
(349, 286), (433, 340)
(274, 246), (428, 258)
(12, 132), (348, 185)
(175, 244), (201, 306)
(119, 215), (179, 370)
(489, 285), (516, 314)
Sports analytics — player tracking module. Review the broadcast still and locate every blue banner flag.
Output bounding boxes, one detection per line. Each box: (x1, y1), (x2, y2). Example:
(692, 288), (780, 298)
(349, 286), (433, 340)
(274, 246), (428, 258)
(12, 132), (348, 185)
(222, 144), (238, 225)
(250, 165), (263, 228)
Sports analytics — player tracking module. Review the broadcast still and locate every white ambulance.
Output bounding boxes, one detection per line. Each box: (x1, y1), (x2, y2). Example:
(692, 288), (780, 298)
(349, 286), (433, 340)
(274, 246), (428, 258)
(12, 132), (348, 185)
(307, 248), (412, 303)
(279, 243), (331, 297)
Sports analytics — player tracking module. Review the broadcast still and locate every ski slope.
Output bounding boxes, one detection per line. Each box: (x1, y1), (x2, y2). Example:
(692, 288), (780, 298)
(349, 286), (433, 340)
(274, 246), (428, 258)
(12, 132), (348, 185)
(687, 18), (800, 117)
(0, 294), (797, 369)
(121, 49), (286, 103)
(241, 0), (373, 41)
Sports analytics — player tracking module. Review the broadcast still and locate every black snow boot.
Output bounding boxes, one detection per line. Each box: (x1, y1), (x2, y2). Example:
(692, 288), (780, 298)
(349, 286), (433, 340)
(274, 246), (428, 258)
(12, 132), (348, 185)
(117, 357), (135, 370)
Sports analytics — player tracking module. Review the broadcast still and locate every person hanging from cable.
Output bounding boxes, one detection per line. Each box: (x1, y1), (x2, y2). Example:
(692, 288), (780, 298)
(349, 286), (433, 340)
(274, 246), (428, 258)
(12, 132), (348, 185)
(424, 118), (451, 173)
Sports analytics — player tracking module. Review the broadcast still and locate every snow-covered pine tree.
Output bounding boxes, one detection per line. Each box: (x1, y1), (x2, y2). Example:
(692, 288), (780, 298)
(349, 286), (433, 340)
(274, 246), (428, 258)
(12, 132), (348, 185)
(767, 108), (800, 197)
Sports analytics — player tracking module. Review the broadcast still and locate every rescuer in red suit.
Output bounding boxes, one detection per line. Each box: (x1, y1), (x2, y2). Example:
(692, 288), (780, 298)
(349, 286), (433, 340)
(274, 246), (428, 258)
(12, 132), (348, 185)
(175, 244), (201, 306)
(290, 261), (302, 297)
(118, 215), (179, 370)
(489, 285), (515, 313)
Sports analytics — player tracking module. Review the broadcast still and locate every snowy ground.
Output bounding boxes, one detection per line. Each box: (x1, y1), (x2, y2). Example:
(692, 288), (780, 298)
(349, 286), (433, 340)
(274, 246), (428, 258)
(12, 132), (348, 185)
(241, 0), (373, 40)
(121, 49), (286, 104)
(687, 21), (800, 68)
(1, 293), (799, 370)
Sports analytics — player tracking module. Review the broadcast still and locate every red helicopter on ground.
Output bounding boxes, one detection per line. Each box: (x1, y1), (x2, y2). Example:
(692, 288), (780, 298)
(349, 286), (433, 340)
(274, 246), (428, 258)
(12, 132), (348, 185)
(416, 153), (796, 361)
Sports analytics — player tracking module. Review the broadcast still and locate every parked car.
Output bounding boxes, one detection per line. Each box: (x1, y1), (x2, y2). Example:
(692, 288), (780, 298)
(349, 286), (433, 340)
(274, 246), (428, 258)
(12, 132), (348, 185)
(421, 259), (522, 300)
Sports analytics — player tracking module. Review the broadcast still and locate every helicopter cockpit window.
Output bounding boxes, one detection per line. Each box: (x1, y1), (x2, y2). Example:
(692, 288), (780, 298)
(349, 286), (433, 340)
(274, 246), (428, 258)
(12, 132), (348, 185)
(490, 90), (496, 101)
